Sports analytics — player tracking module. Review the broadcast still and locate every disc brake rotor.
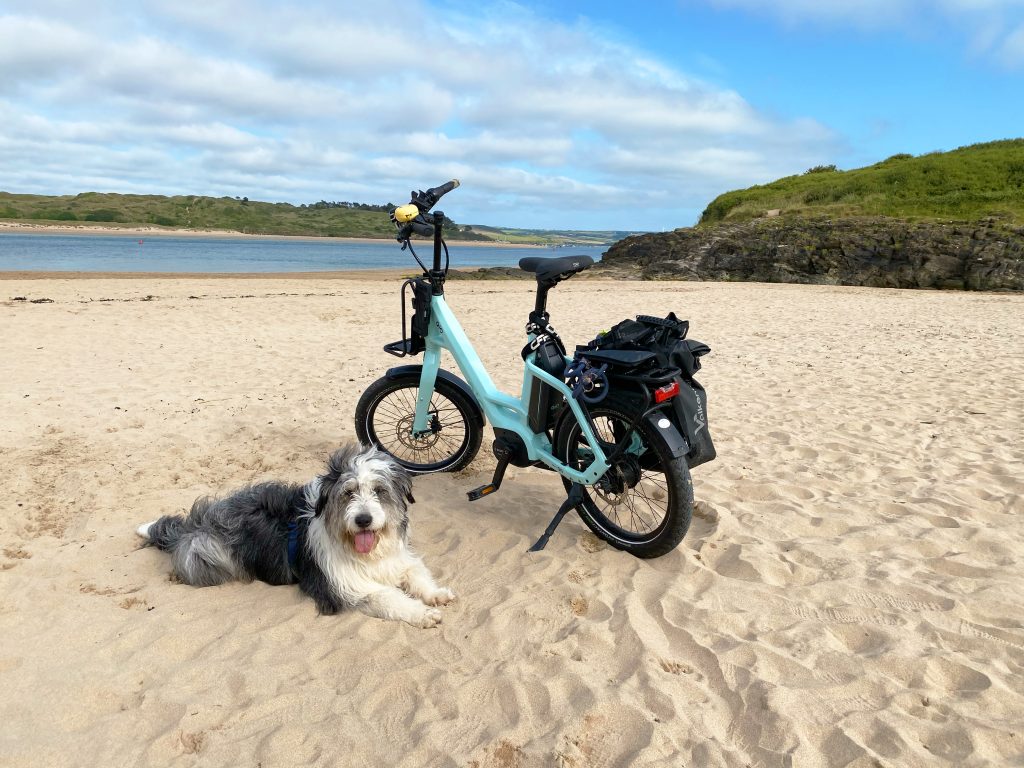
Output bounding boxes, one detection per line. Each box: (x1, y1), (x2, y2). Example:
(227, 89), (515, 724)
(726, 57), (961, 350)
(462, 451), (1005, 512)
(594, 454), (642, 504)
(397, 413), (440, 449)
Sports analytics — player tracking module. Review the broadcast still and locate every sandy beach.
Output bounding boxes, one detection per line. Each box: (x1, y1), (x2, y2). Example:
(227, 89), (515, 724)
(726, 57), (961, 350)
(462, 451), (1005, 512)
(1, 275), (1022, 767)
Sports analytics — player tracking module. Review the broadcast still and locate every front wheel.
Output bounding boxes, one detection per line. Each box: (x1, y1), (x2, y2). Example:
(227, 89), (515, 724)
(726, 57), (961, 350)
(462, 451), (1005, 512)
(554, 396), (693, 558)
(355, 373), (483, 473)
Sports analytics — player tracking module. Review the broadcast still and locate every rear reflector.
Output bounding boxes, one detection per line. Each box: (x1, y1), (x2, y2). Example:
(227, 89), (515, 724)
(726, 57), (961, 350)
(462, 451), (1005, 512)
(653, 381), (680, 403)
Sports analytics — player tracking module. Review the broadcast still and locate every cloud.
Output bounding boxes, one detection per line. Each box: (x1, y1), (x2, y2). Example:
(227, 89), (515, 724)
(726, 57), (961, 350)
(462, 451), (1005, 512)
(997, 22), (1024, 64)
(698, 0), (1024, 67)
(0, 2), (838, 228)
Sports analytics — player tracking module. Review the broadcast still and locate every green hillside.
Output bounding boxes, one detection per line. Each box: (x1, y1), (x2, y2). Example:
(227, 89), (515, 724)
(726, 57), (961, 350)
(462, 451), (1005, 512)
(700, 139), (1024, 225)
(0, 191), (490, 241)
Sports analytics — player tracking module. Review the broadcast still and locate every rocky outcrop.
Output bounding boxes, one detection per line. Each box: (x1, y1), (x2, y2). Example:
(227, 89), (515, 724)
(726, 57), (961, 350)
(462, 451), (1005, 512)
(595, 217), (1024, 290)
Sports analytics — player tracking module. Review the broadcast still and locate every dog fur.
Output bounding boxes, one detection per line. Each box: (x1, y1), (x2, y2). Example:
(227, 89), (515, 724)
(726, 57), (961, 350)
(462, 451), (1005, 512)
(136, 444), (454, 628)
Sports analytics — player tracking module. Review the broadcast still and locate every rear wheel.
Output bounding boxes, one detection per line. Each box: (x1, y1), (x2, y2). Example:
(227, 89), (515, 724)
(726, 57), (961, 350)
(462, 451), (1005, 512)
(554, 396), (693, 558)
(355, 374), (483, 473)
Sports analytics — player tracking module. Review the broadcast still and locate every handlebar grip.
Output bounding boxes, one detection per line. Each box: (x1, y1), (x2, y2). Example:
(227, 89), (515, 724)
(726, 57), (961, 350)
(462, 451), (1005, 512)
(409, 220), (435, 238)
(427, 179), (460, 199)
(396, 219), (436, 240)
(410, 179), (460, 213)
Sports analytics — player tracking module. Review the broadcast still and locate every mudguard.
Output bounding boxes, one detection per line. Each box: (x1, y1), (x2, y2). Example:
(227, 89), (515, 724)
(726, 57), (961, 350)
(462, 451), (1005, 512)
(553, 394), (690, 463)
(384, 365), (486, 427)
(641, 409), (691, 459)
(603, 362), (715, 467)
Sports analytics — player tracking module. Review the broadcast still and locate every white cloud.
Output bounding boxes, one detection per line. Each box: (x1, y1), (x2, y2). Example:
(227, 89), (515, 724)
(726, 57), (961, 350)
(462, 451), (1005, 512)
(699, 0), (1024, 67)
(997, 22), (1024, 63)
(0, 2), (839, 229)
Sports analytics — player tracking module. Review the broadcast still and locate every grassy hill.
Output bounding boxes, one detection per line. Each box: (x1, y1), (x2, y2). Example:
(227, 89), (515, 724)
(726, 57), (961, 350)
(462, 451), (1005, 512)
(0, 191), (495, 241)
(0, 191), (633, 245)
(700, 139), (1024, 225)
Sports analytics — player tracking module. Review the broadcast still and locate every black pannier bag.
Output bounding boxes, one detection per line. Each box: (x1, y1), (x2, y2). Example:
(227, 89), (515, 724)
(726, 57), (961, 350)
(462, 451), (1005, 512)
(581, 312), (716, 468)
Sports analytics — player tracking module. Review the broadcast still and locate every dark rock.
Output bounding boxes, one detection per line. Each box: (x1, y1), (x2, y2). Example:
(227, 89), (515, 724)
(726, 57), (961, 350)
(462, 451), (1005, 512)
(595, 216), (1024, 290)
(446, 266), (531, 280)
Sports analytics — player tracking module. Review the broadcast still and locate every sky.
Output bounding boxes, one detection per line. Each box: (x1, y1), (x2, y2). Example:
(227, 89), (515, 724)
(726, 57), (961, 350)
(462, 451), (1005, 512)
(1, 0), (1022, 230)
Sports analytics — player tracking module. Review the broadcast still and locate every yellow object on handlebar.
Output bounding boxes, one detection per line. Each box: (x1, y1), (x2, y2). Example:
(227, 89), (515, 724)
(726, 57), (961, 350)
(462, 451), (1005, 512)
(393, 204), (420, 223)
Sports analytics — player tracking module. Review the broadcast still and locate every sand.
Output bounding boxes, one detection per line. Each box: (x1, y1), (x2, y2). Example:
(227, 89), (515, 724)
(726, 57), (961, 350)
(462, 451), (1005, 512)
(1, 275), (1021, 767)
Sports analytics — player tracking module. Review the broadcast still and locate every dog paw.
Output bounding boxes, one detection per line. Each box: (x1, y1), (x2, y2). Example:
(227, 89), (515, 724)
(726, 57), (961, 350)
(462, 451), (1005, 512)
(136, 522), (155, 539)
(414, 607), (443, 628)
(424, 587), (456, 606)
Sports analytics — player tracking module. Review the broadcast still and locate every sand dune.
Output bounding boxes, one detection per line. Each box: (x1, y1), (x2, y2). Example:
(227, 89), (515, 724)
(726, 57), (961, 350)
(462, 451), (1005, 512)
(1, 275), (1021, 767)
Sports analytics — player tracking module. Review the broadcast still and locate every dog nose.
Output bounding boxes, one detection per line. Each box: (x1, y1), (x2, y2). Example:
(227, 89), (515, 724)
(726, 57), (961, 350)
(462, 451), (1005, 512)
(354, 513), (373, 529)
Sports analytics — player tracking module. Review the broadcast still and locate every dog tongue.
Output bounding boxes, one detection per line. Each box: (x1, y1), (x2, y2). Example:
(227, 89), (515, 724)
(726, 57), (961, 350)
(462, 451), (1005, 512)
(354, 531), (376, 554)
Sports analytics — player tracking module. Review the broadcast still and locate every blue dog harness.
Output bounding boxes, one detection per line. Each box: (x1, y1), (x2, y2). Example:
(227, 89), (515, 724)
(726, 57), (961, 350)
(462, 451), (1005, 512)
(287, 521), (300, 569)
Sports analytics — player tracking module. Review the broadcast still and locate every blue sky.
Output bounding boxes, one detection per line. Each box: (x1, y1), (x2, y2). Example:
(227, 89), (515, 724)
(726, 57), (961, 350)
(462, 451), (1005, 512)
(1, 0), (1021, 231)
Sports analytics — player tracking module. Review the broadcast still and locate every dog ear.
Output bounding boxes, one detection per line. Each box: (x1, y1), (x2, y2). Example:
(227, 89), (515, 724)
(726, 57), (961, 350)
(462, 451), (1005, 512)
(314, 480), (332, 517)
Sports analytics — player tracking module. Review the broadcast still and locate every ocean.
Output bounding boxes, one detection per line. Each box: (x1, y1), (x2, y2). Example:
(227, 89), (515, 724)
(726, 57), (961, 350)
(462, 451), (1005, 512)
(0, 232), (607, 273)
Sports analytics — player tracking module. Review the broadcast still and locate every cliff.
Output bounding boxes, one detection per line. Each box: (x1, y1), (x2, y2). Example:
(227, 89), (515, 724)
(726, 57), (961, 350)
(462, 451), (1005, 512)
(595, 216), (1024, 291)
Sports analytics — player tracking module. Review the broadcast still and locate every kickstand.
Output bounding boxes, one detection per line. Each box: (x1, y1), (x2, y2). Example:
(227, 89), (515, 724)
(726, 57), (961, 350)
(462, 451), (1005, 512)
(529, 483), (585, 552)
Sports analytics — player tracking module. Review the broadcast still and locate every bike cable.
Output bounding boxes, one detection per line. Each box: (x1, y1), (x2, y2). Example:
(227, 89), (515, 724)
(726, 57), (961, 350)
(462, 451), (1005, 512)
(402, 238), (429, 274)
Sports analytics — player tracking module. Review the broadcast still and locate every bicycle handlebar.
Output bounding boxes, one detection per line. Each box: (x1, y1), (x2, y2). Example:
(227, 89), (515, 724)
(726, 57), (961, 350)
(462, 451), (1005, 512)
(412, 179), (459, 212)
(391, 179), (461, 242)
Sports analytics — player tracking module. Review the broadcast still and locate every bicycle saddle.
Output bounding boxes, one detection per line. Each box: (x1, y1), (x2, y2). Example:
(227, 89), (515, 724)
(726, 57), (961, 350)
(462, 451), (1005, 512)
(518, 254), (594, 284)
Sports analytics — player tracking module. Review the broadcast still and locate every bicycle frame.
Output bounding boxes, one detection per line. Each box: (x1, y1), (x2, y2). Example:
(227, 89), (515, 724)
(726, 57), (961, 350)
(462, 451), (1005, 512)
(410, 294), (611, 485)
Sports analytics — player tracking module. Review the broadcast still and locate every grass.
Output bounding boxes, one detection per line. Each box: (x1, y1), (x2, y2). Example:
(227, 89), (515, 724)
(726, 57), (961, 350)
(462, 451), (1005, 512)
(699, 138), (1024, 226)
(0, 192), (491, 241)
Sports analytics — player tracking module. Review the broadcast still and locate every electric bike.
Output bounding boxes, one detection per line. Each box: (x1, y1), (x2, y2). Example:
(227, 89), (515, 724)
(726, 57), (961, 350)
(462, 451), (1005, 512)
(354, 181), (715, 557)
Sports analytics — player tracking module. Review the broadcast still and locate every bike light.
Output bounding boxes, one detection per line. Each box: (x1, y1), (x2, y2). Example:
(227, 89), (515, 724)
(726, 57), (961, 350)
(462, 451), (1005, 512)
(653, 381), (680, 403)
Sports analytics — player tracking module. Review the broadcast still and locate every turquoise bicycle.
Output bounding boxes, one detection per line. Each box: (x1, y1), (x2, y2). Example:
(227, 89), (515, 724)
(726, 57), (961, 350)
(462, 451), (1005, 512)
(355, 181), (716, 557)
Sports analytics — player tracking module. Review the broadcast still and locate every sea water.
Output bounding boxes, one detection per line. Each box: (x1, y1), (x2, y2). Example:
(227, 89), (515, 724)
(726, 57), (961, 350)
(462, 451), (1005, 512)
(0, 232), (606, 273)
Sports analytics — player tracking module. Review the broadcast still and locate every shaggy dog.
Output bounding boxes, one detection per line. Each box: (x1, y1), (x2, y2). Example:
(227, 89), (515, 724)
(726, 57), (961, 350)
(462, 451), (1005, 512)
(136, 444), (454, 628)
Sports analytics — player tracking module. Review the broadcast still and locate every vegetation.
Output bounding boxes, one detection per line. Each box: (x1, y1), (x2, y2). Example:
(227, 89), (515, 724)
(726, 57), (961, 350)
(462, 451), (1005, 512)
(0, 191), (491, 241)
(699, 139), (1024, 225)
(0, 191), (637, 245)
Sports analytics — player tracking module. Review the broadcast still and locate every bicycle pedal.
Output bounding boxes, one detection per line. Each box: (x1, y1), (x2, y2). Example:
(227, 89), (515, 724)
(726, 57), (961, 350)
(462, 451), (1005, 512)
(467, 484), (498, 502)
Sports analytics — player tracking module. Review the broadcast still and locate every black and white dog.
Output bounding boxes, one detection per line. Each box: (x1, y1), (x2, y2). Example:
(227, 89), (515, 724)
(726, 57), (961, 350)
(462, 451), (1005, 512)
(136, 444), (454, 628)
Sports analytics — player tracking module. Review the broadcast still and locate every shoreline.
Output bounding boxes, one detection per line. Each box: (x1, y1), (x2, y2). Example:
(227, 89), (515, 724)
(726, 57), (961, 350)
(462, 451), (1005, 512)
(0, 221), (558, 248)
(0, 268), (427, 281)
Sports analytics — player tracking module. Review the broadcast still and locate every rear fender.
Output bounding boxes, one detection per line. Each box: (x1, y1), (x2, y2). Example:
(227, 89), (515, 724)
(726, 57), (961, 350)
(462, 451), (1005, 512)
(641, 409), (690, 459)
(554, 393), (689, 462)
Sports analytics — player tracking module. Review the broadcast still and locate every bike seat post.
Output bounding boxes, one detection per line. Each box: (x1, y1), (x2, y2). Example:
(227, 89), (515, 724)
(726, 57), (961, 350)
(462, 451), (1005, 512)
(534, 282), (550, 316)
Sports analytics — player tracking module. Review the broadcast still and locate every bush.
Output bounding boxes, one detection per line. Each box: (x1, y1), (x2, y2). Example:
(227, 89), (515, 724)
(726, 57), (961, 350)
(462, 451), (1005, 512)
(700, 195), (743, 223)
(804, 164), (838, 174)
(30, 209), (77, 221)
(1008, 162), (1024, 189)
(84, 209), (127, 222)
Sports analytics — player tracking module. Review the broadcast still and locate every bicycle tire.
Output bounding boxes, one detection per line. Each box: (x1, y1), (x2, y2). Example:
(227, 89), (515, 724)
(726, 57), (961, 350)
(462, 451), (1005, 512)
(554, 395), (693, 558)
(355, 374), (483, 473)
